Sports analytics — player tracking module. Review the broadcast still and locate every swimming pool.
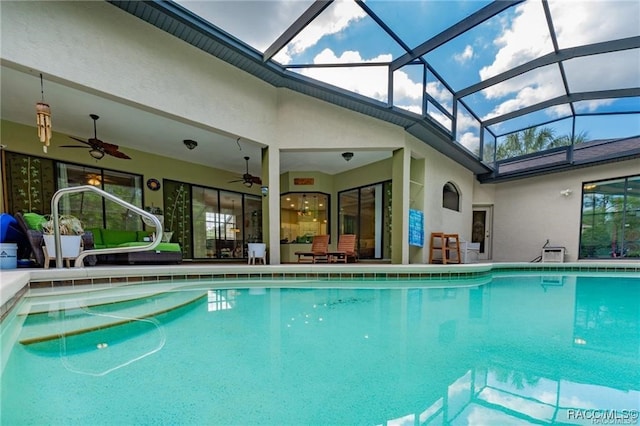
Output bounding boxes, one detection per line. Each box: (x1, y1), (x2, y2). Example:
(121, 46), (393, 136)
(1, 272), (639, 425)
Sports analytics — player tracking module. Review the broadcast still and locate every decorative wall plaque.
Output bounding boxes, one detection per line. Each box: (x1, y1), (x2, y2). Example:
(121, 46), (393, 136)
(294, 178), (315, 185)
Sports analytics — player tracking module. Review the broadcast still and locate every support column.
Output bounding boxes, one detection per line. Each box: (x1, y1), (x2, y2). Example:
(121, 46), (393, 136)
(391, 148), (410, 264)
(262, 146), (281, 264)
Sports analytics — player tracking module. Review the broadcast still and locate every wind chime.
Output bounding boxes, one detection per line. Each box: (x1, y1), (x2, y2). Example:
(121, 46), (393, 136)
(35, 73), (52, 153)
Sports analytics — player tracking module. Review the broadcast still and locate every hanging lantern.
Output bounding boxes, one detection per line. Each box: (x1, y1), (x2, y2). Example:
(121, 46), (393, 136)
(36, 74), (52, 153)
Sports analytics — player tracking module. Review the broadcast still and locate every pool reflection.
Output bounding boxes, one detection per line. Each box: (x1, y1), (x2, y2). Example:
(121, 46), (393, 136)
(381, 276), (639, 424)
(266, 276), (639, 424)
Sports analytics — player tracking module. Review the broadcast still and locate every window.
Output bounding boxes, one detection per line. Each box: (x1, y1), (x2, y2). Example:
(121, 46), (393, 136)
(443, 182), (460, 211)
(280, 192), (329, 243)
(580, 175), (640, 259)
(56, 162), (142, 230)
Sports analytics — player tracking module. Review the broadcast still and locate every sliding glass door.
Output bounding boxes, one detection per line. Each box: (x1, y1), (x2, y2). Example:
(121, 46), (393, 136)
(338, 181), (391, 260)
(169, 179), (262, 260)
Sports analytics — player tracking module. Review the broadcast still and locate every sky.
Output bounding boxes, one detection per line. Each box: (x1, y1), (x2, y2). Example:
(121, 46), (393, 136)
(177, 0), (639, 155)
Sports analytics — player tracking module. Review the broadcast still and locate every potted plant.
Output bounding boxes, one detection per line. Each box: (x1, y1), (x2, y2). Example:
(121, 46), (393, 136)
(42, 214), (85, 260)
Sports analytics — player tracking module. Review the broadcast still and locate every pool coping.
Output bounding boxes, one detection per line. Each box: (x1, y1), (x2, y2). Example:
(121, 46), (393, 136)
(1, 261), (639, 321)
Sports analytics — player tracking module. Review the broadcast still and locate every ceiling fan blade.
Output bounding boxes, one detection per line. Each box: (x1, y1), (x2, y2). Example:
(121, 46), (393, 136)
(105, 150), (131, 160)
(68, 136), (92, 146)
(228, 179), (243, 183)
(250, 176), (262, 185)
(60, 145), (90, 149)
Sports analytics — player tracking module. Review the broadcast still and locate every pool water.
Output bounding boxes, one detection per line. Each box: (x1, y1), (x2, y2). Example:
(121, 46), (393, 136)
(1, 274), (639, 425)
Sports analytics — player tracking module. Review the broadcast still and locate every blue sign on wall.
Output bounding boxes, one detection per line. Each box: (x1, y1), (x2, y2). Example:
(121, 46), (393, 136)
(409, 209), (424, 247)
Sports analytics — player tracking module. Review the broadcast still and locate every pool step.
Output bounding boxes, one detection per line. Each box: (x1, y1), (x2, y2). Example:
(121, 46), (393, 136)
(19, 282), (190, 316)
(18, 290), (206, 345)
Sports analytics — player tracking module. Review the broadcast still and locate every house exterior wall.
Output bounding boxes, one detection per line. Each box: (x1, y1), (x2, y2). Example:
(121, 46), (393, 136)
(409, 139), (475, 242)
(3, 1), (633, 265)
(486, 159), (640, 262)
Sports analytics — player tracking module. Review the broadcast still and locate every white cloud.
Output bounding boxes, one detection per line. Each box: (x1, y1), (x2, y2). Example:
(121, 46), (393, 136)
(299, 49), (426, 115)
(393, 70), (425, 108)
(274, 0), (366, 64)
(457, 109), (480, 133)
(456, 110), (480, 153)
(395, 104), (423, 115)
(549, 0), (640, 49)
(454, 45), (474, 64)
(175, 0), (312, 53)
(298, 49), (391, 101)
(479, 1), (552, 81)
(458, 131), (479, 153)
(427, 110), (452, 131)
(478, 0), (640, 123)
(480, 65), (569, 122)
(426, 81), (453, 113)
(563, 50), (640, 92)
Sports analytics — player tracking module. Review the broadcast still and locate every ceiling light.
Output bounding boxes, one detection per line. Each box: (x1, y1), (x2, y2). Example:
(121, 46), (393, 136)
(89, 149), (105, 159)
(183, 139), (198, 150)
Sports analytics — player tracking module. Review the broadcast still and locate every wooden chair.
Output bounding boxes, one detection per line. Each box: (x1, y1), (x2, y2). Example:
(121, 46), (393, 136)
(429, 232), (461, 264)
(328, 234), (358, 263)
(295, 235), (329, 263)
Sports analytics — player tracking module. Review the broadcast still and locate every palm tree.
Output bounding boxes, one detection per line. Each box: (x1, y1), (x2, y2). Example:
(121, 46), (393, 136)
(549, 130), (589, 148)
(496, 127), (589, 160)
(496, 127), (555, 160)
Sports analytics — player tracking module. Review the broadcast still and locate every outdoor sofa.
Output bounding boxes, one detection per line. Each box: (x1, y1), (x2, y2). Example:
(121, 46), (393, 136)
(86, 228), (182, 265)
(14, 212), (96, 267)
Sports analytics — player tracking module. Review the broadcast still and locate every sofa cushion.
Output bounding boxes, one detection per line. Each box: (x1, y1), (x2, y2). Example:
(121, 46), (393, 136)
(101, 229), (138, 246)
(23, 212), (48, 231)
(86, 228), (104, 246)
(116, 241), (182, 252)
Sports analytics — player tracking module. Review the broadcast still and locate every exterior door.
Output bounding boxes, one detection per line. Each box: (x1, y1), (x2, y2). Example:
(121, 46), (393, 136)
(472, 206), (493, 260)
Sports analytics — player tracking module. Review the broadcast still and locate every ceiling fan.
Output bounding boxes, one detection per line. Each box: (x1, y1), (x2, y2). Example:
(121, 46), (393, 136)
(61, 114), (131, 160)
(229, 156), (262, 187)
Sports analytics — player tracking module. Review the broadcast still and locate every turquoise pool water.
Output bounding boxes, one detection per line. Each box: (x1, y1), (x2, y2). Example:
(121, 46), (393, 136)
(1, 274), (639, 425)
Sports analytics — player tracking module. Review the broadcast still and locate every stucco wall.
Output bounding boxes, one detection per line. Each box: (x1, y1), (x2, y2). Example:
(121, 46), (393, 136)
(488, 159), (640, 262)
(276, 89), (404, 151)
(0, 1), (279, 145)
(412, 140), (475, 242)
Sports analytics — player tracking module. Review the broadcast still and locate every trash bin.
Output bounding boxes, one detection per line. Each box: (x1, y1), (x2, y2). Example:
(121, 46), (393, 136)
(0, 243), (18, 269)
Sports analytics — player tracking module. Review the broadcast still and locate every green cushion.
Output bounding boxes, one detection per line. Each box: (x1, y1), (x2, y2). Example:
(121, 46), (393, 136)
(23, 212), (48, 231)
(86, 228), (104, 246)
(137, 231), (153, 242)
(117, 241), (182, 252)
(101, 229), (138, 246)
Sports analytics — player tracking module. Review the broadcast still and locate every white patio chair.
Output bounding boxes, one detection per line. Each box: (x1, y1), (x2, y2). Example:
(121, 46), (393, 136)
(247, 243), (267, 265)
